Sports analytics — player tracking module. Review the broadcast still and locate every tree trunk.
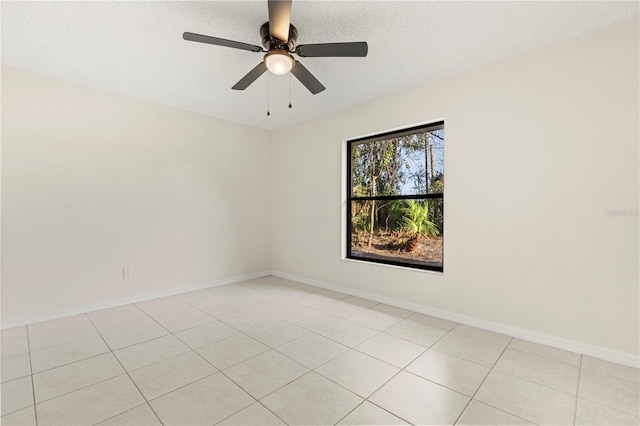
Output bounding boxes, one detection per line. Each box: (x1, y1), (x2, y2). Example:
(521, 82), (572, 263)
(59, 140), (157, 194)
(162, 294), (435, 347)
(368, 199), (376, 247)
(425, 135), (430, 192)
(429, 141), (435, 185)
(368, 177), (377, 247)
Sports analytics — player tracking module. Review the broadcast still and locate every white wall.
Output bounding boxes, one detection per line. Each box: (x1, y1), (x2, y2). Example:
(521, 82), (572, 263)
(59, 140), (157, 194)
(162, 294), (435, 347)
(271, 19), (639, 358)
(1, 66), (272, 319)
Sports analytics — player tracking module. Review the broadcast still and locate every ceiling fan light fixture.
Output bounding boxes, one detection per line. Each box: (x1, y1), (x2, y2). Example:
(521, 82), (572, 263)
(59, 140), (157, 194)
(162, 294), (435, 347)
(184, 0), (368, 94)
(264, 50), (294, 75)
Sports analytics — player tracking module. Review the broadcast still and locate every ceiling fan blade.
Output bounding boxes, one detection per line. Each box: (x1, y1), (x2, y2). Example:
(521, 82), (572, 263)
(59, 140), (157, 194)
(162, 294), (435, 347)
(295, 42), (368, 57)
(268, 0), (292, 42)
(291, 61), (325, 94)
(232, 62), (268, 90)
(183, 32), (263, 53)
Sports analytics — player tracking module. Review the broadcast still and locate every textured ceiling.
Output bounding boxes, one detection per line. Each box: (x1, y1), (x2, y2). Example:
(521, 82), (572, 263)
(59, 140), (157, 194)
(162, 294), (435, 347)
(2, 1), (638, 130)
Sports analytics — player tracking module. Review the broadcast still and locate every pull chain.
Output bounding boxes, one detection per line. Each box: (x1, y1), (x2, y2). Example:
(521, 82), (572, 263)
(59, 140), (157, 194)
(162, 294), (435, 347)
(266, 75), (271, 116)
(288, 74), (292, 109)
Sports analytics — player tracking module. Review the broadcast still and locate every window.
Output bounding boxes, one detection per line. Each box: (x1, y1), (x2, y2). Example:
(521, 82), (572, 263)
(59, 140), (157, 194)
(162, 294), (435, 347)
(347, 121), (444, 272)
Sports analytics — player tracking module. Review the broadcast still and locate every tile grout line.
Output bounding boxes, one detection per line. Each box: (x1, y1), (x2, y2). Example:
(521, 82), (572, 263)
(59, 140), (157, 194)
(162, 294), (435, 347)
(179, 285), (367, 355)
(450, 336), (539, 426)
(25, 324), (270, 380)
(29, 348), (112, 376)
(28, 339), (421, 426)
(0, 364), (30, 384)
(571, 397), (640, 421)
(176, 296), (323, 375)
(507, 345), (582, 368)
(28, 289), (623, 392)
(227, 280), (528, 424)
(29, 355), (126, 404)
(120, 345), (201, 375)
(175, 287), (395, 424)
(251, 369), (363, 425)
(31, 373), (138, 407)
(258, 277), (636, 381)
(26, 313), (142, 356)
(30, 332), (556, 423)
(16, 278), (639, 425)
(113, 302), (257, 423)
(573, 354), (583, 426)
(441, 353), (582, 399)
(25, 324), (39, 426)
(484, 351), (585, 399)
(388, 322), (590, 401)
(192, 336), (271, 370)
(323, 313), (457, 424)
(229, 287), (421, 359)
(450, 336), (513, 425)
(26, 332), (101, 357)
(149, 370), (220, 402)
(236, 280), (479, 363)
(181, 344), (291, 426)
(293, 279), (639, 385)
(579, 365), (640, 385)
(84, 314), (166, 426)
(357, 325), (468, 425)
(358, 399), (415, 426)
(30, 322), (246, 382)
(238, 278), (407, 322)
(24, 328), (138, 407)
(348, 338), (423, 368)
(176, 293), (292, 339)
(212, 376), (290, 426)
(128, 296), (290, 425)
(235, 281), (452, 356)
(331, 400), (369, 426)
(245, 401), (290, 426)
(426, 345), (501, 369)
(90, 402), (149, 426)
(231, 280), (382, 332)
(332, 339), (433, 426)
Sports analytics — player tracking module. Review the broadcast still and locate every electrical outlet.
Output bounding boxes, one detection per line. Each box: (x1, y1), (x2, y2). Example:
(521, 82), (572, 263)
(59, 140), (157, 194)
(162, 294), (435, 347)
(122, 268), (132, 280)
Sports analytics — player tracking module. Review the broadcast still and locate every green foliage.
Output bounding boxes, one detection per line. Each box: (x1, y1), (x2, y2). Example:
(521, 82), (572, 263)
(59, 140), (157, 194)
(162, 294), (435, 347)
(353, 213), (371, 233)
(400, 200), (440, 237)
(351, 199), (440, 240)
(350, 131), (444, 243)
(430, 172), (444, 194)
(387, 200), (406, 230)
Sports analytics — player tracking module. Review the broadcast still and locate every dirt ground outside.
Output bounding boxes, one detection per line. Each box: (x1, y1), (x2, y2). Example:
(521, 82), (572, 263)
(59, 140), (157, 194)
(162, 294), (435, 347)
(351, 233), (443, 269)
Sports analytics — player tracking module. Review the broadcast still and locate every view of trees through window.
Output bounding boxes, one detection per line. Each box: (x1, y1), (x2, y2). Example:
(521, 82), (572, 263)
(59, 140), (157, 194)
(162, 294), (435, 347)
(347, 122), (444, 271)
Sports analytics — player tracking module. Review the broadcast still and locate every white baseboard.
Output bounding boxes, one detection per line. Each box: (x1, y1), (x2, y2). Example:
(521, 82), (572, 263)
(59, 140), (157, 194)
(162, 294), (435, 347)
(272, 270), (640, 368)
(1, 271), (271, 329)
(4, 269), (637, 368)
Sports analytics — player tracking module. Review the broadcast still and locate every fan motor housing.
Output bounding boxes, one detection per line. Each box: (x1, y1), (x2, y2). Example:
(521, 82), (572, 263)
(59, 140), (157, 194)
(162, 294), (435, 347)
(260, 22), (298, 51)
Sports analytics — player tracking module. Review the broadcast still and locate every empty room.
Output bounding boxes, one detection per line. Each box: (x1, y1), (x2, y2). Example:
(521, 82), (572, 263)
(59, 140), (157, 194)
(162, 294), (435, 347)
(1, 1), (638, 425)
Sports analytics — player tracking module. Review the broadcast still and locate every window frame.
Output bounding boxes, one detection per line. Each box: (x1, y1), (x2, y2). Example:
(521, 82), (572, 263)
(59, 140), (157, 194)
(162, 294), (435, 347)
(346, 121), (445, 273)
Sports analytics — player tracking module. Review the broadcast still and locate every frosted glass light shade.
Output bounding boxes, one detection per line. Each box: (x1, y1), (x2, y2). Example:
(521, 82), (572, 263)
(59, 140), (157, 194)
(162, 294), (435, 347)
(265, 51), (294, 75)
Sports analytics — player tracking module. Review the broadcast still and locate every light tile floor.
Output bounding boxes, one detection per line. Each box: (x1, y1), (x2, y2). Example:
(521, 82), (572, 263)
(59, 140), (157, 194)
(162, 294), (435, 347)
(1, 275), (638, 425)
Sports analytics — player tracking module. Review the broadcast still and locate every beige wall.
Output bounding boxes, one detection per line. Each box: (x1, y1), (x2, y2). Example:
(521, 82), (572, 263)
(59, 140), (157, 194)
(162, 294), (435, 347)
(271, 19), (639, 357)
(1, 67), (272, 319)
(2, 18), (637, 360)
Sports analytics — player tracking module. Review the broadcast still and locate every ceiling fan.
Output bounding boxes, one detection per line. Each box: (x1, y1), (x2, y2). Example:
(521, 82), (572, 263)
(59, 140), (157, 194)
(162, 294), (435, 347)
(183, 0), (368, 95)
